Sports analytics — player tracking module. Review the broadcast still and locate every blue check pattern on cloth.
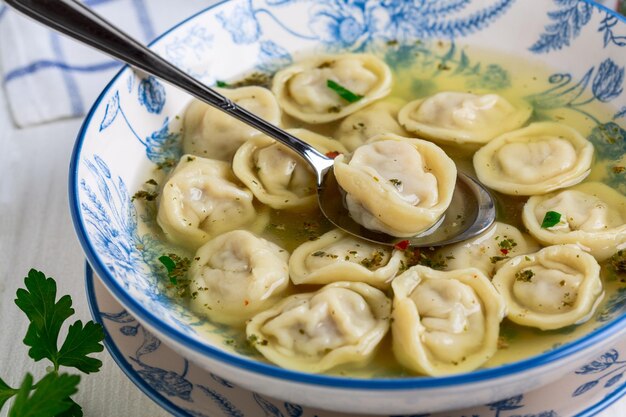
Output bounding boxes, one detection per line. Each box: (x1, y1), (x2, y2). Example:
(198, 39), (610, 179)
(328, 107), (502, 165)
(0, 0), (212, 127)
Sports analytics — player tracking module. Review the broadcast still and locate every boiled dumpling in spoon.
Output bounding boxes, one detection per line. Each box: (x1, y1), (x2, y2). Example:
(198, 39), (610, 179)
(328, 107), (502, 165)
(333, 134), (457, 237)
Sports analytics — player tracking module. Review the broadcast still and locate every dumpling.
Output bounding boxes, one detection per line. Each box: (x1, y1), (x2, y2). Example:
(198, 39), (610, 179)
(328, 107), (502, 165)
(335, 99), (410, 152)
(272, 53), (392, 124)
(492, 245), (603, 330)
(157, 155), (257, 250)
(391, 266), (505, 376)
(398, 92), (532, 146)
(439, 222), (540, 277)
(246, 281), (391, 373)
(232, 128), (347, 209)
(333, 134), (457, 237)
(182, 86), (281, 161)
(473, 122), (594, 195)
(289, 229), (406, 288)
(188, 230), (290, 326)
(522, 182), (626, 262)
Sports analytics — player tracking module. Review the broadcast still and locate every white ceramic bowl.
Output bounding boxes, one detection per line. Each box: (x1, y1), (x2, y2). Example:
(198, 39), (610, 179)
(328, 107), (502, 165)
(70, 0), (626, 414)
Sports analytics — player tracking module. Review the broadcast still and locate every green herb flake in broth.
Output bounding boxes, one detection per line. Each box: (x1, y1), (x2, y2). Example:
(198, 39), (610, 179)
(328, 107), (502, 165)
(216, 80), (229, 87)
(131, 190), (158, 202)
(389, 178), (402, 186)
(541, 211), (562, 228)
(326, 79), (363, 103)
(159, 254), (191, 295)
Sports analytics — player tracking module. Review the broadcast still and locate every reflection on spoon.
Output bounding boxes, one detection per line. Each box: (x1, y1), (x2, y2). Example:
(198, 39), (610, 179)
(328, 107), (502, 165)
(6, 0), (495, 247)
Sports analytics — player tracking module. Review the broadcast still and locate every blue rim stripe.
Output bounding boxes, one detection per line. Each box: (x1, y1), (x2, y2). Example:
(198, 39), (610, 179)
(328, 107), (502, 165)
(85, 263), (197, 417)
(85, 262), (626, 417)
(69, 0), (626, 391)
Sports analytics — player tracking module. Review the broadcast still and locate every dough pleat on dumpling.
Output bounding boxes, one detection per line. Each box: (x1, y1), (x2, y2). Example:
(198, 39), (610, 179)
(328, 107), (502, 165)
(522, 182), (626, 262)
(183, 86), (281, 161)
(438, 222), (540, 277)
(289, 229), (405, 288)
(398, 91), (532, 146)
(156, 155), (258, 250)
(246, 281), (391, 373)
(391, 266), (505, 376)
(188, 230), (290, 326)
(335, 99), (410, 152)
(492, 245), (603, 330)
(232, 128), (347, 209)
(473, 122), (594, 195)
(333, 134), (457, 237)
(272, 53), (392, 123)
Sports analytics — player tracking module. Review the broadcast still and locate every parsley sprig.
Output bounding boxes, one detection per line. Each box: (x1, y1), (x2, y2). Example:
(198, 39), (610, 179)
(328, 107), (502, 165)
(0, 269), (105, 416)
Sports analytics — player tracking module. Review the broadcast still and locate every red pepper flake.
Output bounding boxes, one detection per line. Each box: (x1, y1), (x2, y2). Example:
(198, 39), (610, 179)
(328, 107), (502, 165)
(500, 249), (509, 255)
(394, 240), (410, 251)
(325, 151), (340, 159)
(244, 299), (249, 306)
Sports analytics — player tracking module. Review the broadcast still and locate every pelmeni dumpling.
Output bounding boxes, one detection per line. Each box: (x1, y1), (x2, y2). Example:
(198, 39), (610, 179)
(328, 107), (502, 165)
(439, 222), (540, 276)
(473, 122), (594, 195)
(392, 266), (505, 376)
(335, 99), (410, 152)
(272, 54), (392, 124)
(183, 86), (281, 161)
(188, 230), (290, 326)
(333, 134), (457, 237)
(246, 281), (391, 373)
(289, 229), (405, 288)
(522, 182), (626, 262)
(398, 92), (532, 146)
(232, 129), (347, 209)
(492, 245), (603, 330)
(157, 156), (257, 250)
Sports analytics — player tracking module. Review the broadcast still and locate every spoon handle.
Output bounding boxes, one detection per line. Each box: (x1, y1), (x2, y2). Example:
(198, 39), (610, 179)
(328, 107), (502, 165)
(6, 0), (334, 181)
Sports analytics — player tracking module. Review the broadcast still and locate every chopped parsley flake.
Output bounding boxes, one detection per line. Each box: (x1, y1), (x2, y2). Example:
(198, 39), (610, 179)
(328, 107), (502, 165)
(326, 79), (363, 103)
(515, 269), (535, 282)
(541, 211), (562, 228)
(389, 178), (402, 186)
(159, 254), (191, 296)
(131, 190), (158, 202)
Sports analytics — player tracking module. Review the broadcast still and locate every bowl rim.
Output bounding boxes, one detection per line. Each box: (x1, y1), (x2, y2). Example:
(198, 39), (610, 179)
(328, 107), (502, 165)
(70, 0), (626, 390)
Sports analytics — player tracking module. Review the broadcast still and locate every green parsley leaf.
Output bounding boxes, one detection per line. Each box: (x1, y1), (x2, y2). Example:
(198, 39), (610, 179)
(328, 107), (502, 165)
(57, 321), (105, 374)
(55, 398), (83, 417)
(14, 270), (74, 367)
(216, 80), (229, 87)
(9, 373), (79, 417)
(326, 80), (363, 103)
(0, 377), (17, 410)
(159, 254), (191, 286)
(541, 211), (562, 228)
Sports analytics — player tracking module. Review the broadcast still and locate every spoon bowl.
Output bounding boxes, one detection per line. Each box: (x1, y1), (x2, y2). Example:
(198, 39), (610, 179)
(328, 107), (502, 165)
(6, 0), (496, 247)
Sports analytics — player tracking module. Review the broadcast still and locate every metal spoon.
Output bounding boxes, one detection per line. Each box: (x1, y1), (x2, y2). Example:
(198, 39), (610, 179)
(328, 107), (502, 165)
(7, 0), (495, 247)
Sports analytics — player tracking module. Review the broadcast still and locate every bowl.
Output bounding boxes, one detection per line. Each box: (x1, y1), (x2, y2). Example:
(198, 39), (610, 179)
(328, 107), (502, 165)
(70, 0), (626, 414)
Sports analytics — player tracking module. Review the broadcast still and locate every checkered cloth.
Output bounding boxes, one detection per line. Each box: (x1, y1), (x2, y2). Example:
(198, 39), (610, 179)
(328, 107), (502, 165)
(0, 0), (213, 127)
